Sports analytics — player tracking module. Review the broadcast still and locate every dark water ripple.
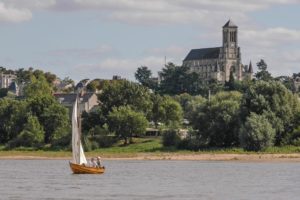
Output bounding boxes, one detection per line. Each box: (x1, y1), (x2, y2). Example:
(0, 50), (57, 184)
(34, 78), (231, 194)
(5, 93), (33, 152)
(0, 160), (300, 200)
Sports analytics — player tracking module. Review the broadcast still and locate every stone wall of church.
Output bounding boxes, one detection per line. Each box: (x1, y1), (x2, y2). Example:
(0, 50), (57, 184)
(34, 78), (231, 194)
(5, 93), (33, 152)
(184, 58), (223, 82)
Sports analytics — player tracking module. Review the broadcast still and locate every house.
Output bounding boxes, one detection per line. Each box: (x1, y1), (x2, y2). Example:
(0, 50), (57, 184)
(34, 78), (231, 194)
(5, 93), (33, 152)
(54, 92), (98, 117)
(294, 76), (300, 92)
(0, 73), (17, 89)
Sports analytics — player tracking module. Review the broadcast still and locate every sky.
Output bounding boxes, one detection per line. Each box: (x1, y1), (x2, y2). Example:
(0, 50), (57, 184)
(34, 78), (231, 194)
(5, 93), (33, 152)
(0, 0), (300, 82)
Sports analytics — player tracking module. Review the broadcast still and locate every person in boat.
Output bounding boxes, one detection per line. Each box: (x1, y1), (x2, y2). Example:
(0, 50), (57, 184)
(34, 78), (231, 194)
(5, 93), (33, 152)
(89, 157), (98, 168)
(96, 156), (102, 168)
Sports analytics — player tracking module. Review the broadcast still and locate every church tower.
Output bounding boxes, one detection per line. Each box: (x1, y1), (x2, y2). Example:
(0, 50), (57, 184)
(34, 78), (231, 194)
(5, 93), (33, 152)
(223, 20), (238, 48)
(221, 20), (242, 81)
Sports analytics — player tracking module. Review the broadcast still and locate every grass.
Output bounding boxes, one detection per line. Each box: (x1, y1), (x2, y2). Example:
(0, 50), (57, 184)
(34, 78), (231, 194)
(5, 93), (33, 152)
(1, 138), (300, 158)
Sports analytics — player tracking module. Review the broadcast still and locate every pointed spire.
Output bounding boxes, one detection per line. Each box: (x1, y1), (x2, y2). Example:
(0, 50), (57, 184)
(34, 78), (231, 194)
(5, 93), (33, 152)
(248, 61), (253, 73)
(223, 19), (237, 28)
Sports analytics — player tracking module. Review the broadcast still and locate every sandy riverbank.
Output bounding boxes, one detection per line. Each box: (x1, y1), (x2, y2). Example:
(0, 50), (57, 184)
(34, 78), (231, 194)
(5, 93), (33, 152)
(1, 153), (300, 162)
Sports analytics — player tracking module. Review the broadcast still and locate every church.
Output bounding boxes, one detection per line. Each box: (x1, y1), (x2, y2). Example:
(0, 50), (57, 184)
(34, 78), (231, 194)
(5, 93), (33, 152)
(183, 20), (253, 83)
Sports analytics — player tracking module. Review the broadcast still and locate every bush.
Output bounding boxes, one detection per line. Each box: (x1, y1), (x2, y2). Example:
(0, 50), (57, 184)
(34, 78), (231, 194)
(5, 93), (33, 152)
(83, 136), (92, 152)
(282, 126), (300, 146)
(162, 129), (181, 147)
(239, 113), (275, 151)
(95, 135), (116, 148)
(6, 115), (44, 149)
(51, 133), (71, 150)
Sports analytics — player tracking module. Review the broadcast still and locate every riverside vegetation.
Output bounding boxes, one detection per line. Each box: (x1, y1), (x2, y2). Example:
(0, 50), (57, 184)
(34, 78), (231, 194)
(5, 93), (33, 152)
(1, 59), (300, 155)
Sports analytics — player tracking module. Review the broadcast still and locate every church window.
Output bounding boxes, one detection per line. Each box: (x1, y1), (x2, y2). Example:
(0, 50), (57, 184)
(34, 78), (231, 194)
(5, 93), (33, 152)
(233, 32), (236, 42)
(230, 66), (235, 73)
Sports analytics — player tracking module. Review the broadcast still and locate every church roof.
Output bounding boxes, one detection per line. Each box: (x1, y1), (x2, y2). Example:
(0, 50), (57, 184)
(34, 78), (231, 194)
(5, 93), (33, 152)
(223, 20), (237, 28)
(183, 47), (220, 61)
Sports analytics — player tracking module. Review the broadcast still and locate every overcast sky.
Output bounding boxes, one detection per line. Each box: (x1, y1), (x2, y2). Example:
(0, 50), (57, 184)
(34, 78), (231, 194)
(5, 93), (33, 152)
(0, 0), (299, 82)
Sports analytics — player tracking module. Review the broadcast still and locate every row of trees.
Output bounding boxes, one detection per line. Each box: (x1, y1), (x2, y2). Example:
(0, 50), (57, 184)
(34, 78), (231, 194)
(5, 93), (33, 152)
(77, 59), (300, 151)
(0, 71), (70, 149)
(82, 80), (183, 146)
(135, 60), (299, 96)
(1, 59), (300, 152)
(135, 63), (225, 97)
(181, 80), (300, 151)
(134, 60), (300, 151)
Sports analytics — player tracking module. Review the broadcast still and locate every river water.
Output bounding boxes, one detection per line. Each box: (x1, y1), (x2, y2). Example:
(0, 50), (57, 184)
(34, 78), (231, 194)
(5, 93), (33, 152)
(0, 160), (300, 200)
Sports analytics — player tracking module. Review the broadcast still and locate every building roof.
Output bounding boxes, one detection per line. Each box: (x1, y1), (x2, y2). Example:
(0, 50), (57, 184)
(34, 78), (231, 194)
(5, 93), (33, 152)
(54, 93), (77, 104)
(223, 20), (237, 28)
(183, 47), (220, 61)
(81, 92), (96, 102)
(54, 92), (96, 105)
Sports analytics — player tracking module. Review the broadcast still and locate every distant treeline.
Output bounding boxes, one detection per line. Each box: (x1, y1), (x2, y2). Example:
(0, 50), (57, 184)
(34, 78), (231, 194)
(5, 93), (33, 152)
(1, 59), (300, 152)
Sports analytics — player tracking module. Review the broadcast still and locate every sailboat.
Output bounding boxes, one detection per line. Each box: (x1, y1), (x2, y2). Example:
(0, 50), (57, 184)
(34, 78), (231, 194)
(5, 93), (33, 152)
(69, 96), (105, 174)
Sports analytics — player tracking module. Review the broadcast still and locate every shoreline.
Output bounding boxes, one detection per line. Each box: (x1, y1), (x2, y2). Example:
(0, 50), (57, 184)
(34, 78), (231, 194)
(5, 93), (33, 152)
(1, 153), (300, 162)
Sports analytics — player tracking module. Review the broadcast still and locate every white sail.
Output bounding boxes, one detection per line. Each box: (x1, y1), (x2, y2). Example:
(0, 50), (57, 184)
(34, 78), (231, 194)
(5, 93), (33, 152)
(72, 97), (87, 165)
(79, 143), (87, 164)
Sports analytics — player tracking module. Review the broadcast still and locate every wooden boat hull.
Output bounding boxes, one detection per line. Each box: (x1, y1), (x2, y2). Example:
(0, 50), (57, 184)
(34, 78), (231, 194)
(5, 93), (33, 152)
(69, 162), (105, 174)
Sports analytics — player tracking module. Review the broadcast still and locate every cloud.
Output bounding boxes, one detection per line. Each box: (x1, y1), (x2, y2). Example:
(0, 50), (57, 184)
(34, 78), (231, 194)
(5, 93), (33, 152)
(0, 0), (298, 25)
(0, 0), (55, 22)
(61, 0), (298, 25)
(282, 50), (300, 63)
(1, 0), (56, 10)
(240, 28), (300, 47)
(48, 45), (115, 59)
(145, 46), (187, 58)
(72, 56), (166, 81)
(0, 2), (32, 22)
(242, 27), (300, 75)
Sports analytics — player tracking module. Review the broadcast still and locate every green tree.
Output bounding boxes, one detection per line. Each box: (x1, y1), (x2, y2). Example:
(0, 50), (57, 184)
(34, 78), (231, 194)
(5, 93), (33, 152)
(255, 59), (273, 81)
(42, 103), (69, 143)
(150, 94), (165, 128)
(239, 112), (275, 151)
(27, 95), (69, 144)
(0, 88), (8, 98)
(135, 66), (157, 89)
(82, 107), (106, 133)
(225, 71), (235, 90)
(108, 106), (148, 144)
(23, 74), (53, 98)
(15, 68), (32, 84)
(275, 76), (296, 93)
(162, 129), (181, 147)
(160, 96), (183, 127)
(0, 99), (27, 143)
(191, 91), (242, 147)
(44, 72), (57, 85)
(159, 63), (201, 95)
(151, 94), (183, 128)
(99, 80), (153, 118)
(9, 115), (45, 148)
(184, 96), (206, 122)
(241, 80), (300, 145)
(86, 79), (106, 92)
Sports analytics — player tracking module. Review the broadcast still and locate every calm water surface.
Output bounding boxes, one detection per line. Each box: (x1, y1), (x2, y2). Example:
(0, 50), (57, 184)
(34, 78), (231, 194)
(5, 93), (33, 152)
(0, 160), (300, 200)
